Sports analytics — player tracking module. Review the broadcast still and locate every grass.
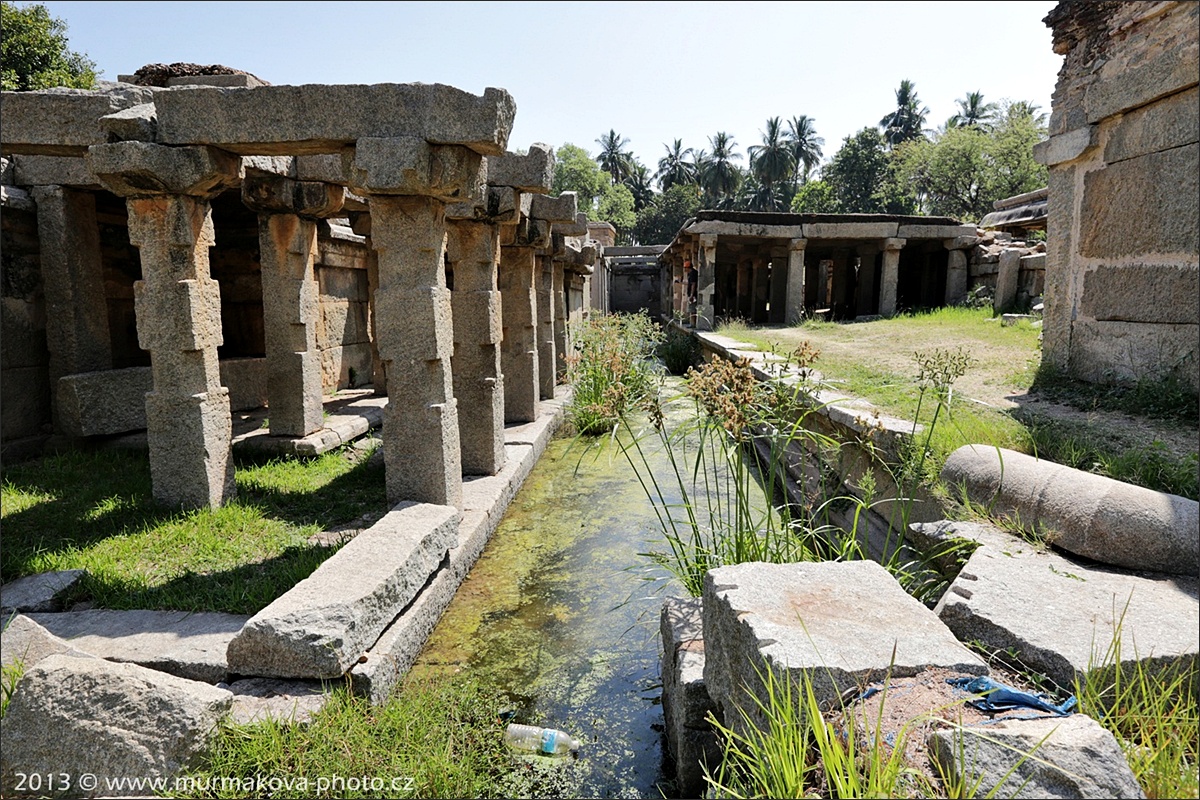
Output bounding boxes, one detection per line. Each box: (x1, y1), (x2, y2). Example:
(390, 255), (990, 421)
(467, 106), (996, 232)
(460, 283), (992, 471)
(177, 674), (518, 799)
(0, 445), (387, 614)
(564, 311), (663, 434)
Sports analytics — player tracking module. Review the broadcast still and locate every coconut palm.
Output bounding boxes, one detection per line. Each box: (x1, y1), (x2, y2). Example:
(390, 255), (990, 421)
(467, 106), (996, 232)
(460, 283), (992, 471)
(748, 117), (794, 210)
(879, 79), (929, 147)
(948, 90), (999, 129)
(700, 132), (742, 205)
(655, 139), (698, 190)
(624, 162), (656, 211)
(1004, 100), (1048, 126)
(786, 115), (825, 189)
(595, 129), (633, 185)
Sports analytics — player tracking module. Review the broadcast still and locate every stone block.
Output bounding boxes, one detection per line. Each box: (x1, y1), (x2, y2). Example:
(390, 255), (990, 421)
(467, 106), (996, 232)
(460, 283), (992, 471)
(296, 151), (353, 183)
(486, 143), (554, 192)
(936, 542), (1198, 693)
(928, 715), (1145, 799)
(661, 597), (721, 798)
(1085, 50), (1199, 123)
(318, 300), (370, 349)
(374, 285), (453, 363)
(529, 191), (578, 223)
(135, 277), (224, 353)
(226, 678), (331, 725)
(803, 221), (899, 240)
(1068, 318), (1199, 392)
(144, 388), (235, 510)
(0, 366), (50, 441)
(28, 609), (249, 683)
(0, 654), (231, 797)
(1105, 86), (1199, 164)
(226, 501), (459, 679)
(1033, 125), (1099, 166)
(350, 137), (482, 202)
(57, 367), (153, 437)
(941, 446), (1199, 575)
(702, 561), (986, 737)
(11, 154), (97, 187)
(0, 88), (151, 156)
(0, 615), (95, 670)
(0, 184), (35, 211)
(220, 357), (268, 411)
(99, 102), (157, 143)
(165, 74), (267, 89)
(155, 84), (515, 156)
(87, 141), (242, 197)
(896, 224), (976, 239)
(553, 211), (589, 237)
(993, 250), (1021, 313)
(0, 569), (86, 614)
(1081, 263), (1198, 324)
(1079, 144), (1199, 258)
(242, 170), (345, 218)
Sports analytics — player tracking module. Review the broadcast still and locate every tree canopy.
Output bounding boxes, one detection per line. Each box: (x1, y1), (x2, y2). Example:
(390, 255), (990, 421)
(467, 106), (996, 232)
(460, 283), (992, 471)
(1, 1), (96, 91)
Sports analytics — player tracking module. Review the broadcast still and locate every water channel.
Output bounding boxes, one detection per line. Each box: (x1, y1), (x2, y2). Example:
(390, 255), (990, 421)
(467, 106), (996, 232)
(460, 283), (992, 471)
(409, 385), (694, 798)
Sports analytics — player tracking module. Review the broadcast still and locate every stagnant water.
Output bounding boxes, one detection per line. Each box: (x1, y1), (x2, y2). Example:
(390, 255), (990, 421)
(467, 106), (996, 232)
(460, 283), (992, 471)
(410, 392), (694, 798)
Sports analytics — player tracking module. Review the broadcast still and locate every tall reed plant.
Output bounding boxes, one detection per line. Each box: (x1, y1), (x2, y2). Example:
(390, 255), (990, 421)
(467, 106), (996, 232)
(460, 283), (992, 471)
(565, 311), (663, 435)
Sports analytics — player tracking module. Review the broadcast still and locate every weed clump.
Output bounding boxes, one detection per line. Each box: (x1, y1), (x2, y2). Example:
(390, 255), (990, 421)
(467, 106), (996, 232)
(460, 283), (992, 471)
(564, 311), (663, 435)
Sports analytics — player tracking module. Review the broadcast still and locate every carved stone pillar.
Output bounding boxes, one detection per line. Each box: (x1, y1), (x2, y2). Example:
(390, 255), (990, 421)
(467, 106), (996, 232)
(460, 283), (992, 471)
(878, 238), (907, 315)
(785, 238), (808, 324)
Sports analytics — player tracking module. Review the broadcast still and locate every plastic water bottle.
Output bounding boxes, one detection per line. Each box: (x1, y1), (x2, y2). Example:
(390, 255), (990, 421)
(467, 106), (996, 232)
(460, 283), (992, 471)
(503, 723), (581, 756)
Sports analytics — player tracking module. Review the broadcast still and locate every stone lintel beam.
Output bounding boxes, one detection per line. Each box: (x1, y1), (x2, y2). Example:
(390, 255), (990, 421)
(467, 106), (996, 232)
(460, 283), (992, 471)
(1, 87), (155, 156)
(530, 191), (577, 224)
(447, 185), (519, 223)
(486, 143), (554, 193)
(350, 137), (483, 203)
(944, 236), (979, 250)
(87, 142), (241, 198)
(154, 84), (516, 156)
(12, 155), (99, 188)
(241, 169), (345, 219)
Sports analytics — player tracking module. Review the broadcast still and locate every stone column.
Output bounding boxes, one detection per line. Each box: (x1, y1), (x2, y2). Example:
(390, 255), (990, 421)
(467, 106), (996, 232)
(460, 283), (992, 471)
(31, 185), (112, 429)
(735, 259), (752, 320)
(536, 253), (557, 399)
(348, 212), (386, 394)
(768, 253), (788, 324)
(696, 234), (718, 331)
(944, 247), (969, 306)
(87, 142), (242, 509)
(785, 238), (807, 324)
(352, 137), (483, 509)
(878, 238), (906, 315)
(552, 261), (568, 379)
(445, 218), (505, 475)
(856, 244), (879, 317)
(499, 240), (540, 423)
(752, 256), (770, 323)
(994, 249), (1021, 314)
(242, 170), (345, 438)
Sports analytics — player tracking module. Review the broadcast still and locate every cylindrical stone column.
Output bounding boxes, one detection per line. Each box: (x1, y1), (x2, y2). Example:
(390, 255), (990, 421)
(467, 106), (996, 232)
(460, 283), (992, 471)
(785, 238), (807, 324)
(370, 194), (462, 509)
(499, 244), (539, 423)
(127, 195), (235, 509)
(446, 219), (506, 476)
(878, 238), (906, 315)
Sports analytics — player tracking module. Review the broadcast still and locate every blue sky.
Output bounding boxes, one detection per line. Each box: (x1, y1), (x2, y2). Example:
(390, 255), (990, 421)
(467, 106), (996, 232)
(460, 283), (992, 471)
(41, 1), (1063, 180)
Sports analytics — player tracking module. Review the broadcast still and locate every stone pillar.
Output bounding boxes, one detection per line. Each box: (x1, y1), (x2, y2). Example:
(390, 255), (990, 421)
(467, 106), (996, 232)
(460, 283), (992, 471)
(348, 212), (386, 394)
(768, 254), (788, 324)
(499, 243), (539, 423)
(242, 171), (345, 438)
(696, 235), (718, 331)
(752, 257), (770, 323)
(536, 253), (557, 399)
(857, 245), (879, 317)
(87, 142), (242, 509)
(878, 238), (906, 315)
(553, 262), (568, 379)
(994, 249), (1021, 314)
(785, 238), (807, 324)
(446, 218), (505, 475)
(31, 185), (112, 429)
(944, 244), (970, 306)
(736, 260), (752, 320)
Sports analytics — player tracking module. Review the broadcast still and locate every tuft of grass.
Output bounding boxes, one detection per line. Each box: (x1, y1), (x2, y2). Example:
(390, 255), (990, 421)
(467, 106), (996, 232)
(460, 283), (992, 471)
(1, 655), (24, 720)
(179, 674), (515, 799)
(657, 323), (701, 376)
(565, 311), (663, 435)
(1032, 364), (1198, 425)
(0, 447), (387, 614)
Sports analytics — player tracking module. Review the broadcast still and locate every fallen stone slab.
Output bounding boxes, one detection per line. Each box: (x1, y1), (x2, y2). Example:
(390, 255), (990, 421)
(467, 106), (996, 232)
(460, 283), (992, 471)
(928, 714), (1145, 799)
(703, 561), (987, 737)
(27, 609), (249, 683)
(1, 569), (86, 613)
(661, 597), (721, 799)
(941, 445), (1199, 576)
(1, 614), (94, 669)
(936, 543), (1199, 692)
(223, 677), (332, 725)
(154, 84), (516, 156)
(0, 654), (231, 798)
(227, 501), (459, 679)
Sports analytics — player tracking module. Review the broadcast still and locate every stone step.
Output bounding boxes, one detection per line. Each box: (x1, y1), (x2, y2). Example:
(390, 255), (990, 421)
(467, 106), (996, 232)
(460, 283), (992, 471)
(1, 569), (86, 613)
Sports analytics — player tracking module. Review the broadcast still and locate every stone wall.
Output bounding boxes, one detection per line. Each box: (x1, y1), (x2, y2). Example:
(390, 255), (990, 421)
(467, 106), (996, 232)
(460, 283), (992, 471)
(1036, 0), (1199, 392)
(315, 225), (372, 391)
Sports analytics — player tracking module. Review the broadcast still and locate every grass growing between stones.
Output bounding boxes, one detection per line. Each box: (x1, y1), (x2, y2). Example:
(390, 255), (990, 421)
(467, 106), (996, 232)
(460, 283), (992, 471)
(0, 446), (387, 614)
(178, 675), (517, 799)
(564, 311), (663, 435)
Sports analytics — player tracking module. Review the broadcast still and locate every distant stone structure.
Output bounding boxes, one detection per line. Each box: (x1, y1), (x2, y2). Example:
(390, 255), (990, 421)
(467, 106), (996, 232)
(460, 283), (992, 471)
(0, 79), (601, 504)
(1036, 1), (1198, 392)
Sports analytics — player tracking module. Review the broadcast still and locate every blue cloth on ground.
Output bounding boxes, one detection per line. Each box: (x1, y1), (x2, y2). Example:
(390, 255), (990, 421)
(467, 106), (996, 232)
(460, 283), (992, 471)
(947, 675), (1077, 716)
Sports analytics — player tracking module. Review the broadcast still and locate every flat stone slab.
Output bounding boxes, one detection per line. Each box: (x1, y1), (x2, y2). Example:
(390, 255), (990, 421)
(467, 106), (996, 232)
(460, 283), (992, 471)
(1, 569), (86, 613)
(1, 614), (95, 669)
(928, 714), (1145, 799)
(27, 609), (249, 683)
(0, 654), (231, 797)
(232, 392), (385, 456)
(936, 542), (1199, 691)
(0, 87), (155, 156)
(703, 561), (987, 735)
(227, 501), (459, 679)
(223, 677), (332, 725)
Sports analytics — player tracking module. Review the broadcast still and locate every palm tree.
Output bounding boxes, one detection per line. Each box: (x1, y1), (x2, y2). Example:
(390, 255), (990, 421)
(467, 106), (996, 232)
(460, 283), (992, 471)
(595, 129), (633, 185)
(701, 132), (741, 205)
(948, 91), (999, 129)
(624, 162), (656, 211)
(748, 117), (794, 210)
(655, 139), (698, 191)
(1004, 100), (1048, 126)
(786, 115), (824, 190)
(879, 79), (929, 147)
